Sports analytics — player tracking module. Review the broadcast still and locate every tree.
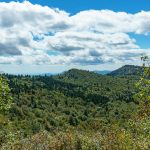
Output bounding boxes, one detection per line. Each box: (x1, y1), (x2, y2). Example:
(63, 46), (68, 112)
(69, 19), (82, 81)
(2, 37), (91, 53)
(135, 56), (150, 117)
(0, 76), (12, 113)
(69, 115), (79, 126)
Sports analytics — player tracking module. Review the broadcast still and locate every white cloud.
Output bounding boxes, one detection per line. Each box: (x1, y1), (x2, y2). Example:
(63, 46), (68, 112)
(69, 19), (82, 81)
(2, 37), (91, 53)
(0, 1), (150, 67)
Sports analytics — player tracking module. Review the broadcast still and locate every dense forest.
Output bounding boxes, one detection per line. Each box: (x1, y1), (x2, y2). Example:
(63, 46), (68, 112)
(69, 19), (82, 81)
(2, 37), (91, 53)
(0, 59), (150, 149)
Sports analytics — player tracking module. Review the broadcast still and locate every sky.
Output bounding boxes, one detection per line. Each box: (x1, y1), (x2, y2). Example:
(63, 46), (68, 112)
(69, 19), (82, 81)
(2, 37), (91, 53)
(0, 0), (150, 74)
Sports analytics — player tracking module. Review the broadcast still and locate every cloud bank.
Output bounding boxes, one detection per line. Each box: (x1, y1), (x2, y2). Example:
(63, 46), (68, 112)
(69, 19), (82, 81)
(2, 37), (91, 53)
(0, 1), (150, 66)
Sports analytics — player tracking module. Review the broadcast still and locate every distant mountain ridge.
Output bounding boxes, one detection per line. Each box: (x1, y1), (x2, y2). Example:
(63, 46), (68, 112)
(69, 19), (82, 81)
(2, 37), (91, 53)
(107, 65), (143, 76)
(57, 65), (143, 79)
(3, 65), (143, 77)
(61, 65), (143, 77)
(94, 70), (111, 75)
(43, 65), (144, 77)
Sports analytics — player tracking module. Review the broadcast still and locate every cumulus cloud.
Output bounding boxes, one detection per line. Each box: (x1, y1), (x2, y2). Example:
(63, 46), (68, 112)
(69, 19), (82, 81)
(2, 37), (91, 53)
(0, 1), (150, 66)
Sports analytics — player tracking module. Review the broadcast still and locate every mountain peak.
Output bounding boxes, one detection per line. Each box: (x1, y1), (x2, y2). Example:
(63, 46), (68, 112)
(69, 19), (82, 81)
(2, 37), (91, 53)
(108, 65), (143, 76)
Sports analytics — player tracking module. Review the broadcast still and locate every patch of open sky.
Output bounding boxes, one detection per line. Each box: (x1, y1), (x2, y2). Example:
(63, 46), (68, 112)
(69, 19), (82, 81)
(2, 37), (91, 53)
(47, 51), (60, 56)
(44, 32), (55, 36)
(31, 32), (44, 41)
(129, 33), (150, 49)
(31, 32), (55, 42)
(3, 0), (150, 15)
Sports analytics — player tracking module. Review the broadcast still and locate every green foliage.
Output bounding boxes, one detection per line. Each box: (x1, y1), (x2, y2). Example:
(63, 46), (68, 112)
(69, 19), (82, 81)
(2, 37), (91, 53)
(69, 115), (79, 126)
(0, 76), (12, 113)
(0, 63), (150, 149)
(108, 65), (143, 77)
(0, 70), (135, 135)
(135, 56), (150, 117)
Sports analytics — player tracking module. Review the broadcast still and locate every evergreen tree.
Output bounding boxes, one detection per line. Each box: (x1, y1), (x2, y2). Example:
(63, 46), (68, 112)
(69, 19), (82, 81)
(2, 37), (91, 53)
(0, 76), (12, 113)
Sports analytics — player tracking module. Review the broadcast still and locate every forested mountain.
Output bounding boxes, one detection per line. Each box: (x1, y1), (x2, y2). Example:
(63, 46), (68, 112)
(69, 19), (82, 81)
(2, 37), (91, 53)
(0, 65), (150, 149)
(0, 69), (136, 134)
(54, 69), (135, 103)
(107, 65), (143, 76)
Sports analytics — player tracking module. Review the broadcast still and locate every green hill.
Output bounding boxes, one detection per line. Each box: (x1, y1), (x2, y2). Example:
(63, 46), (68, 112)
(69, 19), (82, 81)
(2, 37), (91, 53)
(108, 65), (143, 76)
(54, 69), (135, 103)
(0, 67), (148, 149)
(0, 69), (136, 136)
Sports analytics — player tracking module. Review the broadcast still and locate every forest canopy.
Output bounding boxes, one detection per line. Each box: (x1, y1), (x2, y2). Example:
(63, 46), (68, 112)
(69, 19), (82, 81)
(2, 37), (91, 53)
(0, 58), (150, 149)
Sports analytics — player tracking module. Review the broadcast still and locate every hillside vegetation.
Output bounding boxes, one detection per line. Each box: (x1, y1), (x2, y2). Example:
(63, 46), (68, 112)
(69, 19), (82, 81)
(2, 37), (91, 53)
(108, 65), (143, 77)
(0, 62), (150, 149)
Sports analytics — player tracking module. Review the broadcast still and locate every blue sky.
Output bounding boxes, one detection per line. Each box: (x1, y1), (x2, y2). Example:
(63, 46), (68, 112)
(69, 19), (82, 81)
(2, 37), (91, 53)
(0, 0), (150, 74)
(1, 0), (149, 14)
(37, 0), (150, 14)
